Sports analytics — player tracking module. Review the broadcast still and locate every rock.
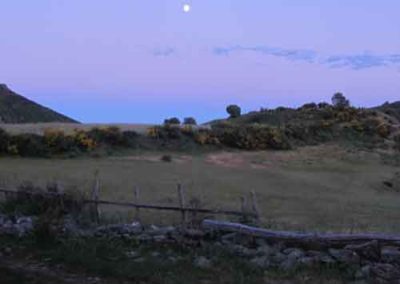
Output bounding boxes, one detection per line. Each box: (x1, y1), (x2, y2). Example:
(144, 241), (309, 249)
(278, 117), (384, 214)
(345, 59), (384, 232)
(229, 244), (256, 257)
(381, 246), (400, 265)
(125, 251), (140, 259)
(148, 226), (175, 236)
(221, 232), (238, 242)
(183, 229), (205, 239)
(137, 234), (152, 242)
(254, 238), (268, 247)
(329, 248), (360, 265)
(168, 256), (178, 263)
(194, 256), (212, 269)
(153, 235), (167, 242)
(345, 241), (380, 261)
(279, 257), (298, 271)
(134, 257), (145, 263)
(270, 252), (287, 264)
(298, 256), (318, 268)
(369, 263), (400, 282)
(150, 252), (160, 258)
(256, 244), (275, 256)
(250, 256), (270, 269)
(285, 248), (305, 260)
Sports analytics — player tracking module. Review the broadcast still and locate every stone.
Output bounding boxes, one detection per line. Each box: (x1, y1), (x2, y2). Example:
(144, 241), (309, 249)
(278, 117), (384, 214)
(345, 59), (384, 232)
(345, 241), (380, 261)
(125, 251), (140, 259)
(137, 234), (152, 242)
(298, 256), (318, 268)
(229, 244), (256, 257)
(329, 248), (360, 265)
(369, 263), (400, 282)
(250, 256), (270, 269)
(256, 244), (275, 256)
(381, 246), (400, 265)
(286, 248), (305, 260)
(134, 257), (145, 263)
(279, 257), (298, 271)
(194, 256), (212, 269)
(270, 252), (287, 264)
(153, 235), (167, 242)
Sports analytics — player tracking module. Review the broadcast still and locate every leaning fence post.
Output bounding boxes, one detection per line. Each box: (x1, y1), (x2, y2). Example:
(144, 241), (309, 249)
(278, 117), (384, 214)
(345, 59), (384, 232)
(240, 195), (248, 222)
(134, 186), (141, 223)
(177, 183), (187, 225)
(250, 190), (260, 223)
(91, 170), (100, 223)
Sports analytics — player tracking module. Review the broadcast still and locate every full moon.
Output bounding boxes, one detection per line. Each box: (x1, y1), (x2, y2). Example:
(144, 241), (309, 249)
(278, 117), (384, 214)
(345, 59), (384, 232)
(183, 4), (191, 13)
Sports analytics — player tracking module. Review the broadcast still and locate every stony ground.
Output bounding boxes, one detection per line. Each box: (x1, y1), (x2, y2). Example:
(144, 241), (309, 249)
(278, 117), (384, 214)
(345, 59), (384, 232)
(1, 214), (400, 283)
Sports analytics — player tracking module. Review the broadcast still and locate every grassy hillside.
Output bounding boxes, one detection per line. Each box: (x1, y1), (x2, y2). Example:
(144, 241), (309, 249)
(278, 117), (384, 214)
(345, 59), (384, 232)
(376, 101), (400, 122)
(0, 84), (78, 123)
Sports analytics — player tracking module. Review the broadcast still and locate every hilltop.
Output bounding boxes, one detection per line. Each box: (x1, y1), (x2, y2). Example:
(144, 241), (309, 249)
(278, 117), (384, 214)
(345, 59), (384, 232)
(0, 84), (78, 123)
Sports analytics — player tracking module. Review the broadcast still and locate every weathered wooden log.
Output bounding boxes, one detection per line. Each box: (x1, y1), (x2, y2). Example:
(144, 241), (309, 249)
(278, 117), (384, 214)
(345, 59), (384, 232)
(202, 219), (400, 247)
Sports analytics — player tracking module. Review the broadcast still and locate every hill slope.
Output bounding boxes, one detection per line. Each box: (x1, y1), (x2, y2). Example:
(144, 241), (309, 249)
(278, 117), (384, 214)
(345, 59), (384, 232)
(0, 84), (78, 123)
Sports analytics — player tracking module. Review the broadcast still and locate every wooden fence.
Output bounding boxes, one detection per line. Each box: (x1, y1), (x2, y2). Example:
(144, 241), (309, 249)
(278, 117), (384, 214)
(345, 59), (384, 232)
(0, 175), (260, 225)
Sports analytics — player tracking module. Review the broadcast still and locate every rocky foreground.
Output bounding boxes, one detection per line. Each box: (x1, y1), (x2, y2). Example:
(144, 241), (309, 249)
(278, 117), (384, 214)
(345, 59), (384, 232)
(1, 214), (400, 283)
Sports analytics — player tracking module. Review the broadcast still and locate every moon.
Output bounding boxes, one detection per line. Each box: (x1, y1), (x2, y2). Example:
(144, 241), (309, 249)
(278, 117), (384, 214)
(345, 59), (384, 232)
(183, 4), (191, 13)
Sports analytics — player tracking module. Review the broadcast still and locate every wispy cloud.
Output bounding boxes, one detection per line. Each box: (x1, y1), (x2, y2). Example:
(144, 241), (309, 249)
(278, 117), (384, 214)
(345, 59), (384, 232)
(324, 54), (400, 70)
(213, 46), (317, 63)
(213, 45), (400, 70)
(152, 47), (176, 57)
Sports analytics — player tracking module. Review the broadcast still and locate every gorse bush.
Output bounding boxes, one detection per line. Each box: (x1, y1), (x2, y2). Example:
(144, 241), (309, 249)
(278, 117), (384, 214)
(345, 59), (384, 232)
(0, 127), (140, 158)
(211, 124), (291, 150)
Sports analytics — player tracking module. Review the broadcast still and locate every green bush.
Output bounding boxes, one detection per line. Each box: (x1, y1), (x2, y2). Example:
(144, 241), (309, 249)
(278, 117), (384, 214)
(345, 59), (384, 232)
(10, 134), (49, 157)
(226, 105), (241, 118)
(211, 124), (290, 150)
(164, 117), (181, 125)
(0, 128), (10, 154)
(183, 117), (197, 125)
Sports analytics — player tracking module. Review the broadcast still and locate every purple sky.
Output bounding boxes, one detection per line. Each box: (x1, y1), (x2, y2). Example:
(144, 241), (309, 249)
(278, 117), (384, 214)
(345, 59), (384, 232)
(1, 0), (399, 123)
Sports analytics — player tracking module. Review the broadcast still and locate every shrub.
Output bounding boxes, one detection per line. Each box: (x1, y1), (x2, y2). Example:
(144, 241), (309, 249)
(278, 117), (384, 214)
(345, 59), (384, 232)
(10, 134), (49, 157)
(332, 92), (350, 108)
(318, 102), (330, 109)
(183, 117), (197, 125)
(226, 105), (241, 118)
(394, 134), (400, 151)
(0, 128), (10, 154)
(87, 127), (124, 146)
(73, 130), (97, 151)
(300, 103), (318, 110)
(121, 131), (139, 147)
(164, 117), (181, 125)
(44, 129), (76, 154)
(211, 124), (290, 150)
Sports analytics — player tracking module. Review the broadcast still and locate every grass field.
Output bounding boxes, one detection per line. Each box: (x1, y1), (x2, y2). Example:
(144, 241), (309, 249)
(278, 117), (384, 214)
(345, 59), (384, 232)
(0, 123), (155, 135)
(0, 144), (399, 233)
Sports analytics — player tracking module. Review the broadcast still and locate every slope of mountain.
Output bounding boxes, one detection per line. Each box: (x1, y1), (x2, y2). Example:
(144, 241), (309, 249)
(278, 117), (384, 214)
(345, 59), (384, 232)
(0, 84), (78, 123)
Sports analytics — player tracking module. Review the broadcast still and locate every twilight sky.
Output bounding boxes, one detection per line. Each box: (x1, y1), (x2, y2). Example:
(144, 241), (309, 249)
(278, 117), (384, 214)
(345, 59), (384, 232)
(1, 0), (399, 123)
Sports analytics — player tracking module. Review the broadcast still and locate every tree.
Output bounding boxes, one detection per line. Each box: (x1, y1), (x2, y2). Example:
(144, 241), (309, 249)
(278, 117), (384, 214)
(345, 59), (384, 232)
(226, 105), (241, 118)
(164, 117), (181, 125)
(331, 93), (350, 108)
(183, 117), (197, 125)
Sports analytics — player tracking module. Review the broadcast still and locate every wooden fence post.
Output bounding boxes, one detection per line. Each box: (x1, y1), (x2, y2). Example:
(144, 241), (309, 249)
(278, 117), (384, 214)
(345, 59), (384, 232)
(250, 190), (260, 223)
(177, 183), (187, 225)
(240, 195), (248, 222)
(91, 170), (100, 223)
(134, 186), (141, 223)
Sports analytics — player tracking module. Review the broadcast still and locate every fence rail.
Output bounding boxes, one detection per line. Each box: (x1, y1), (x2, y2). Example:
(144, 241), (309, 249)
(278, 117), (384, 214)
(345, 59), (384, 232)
(0, 184), (259, 223)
